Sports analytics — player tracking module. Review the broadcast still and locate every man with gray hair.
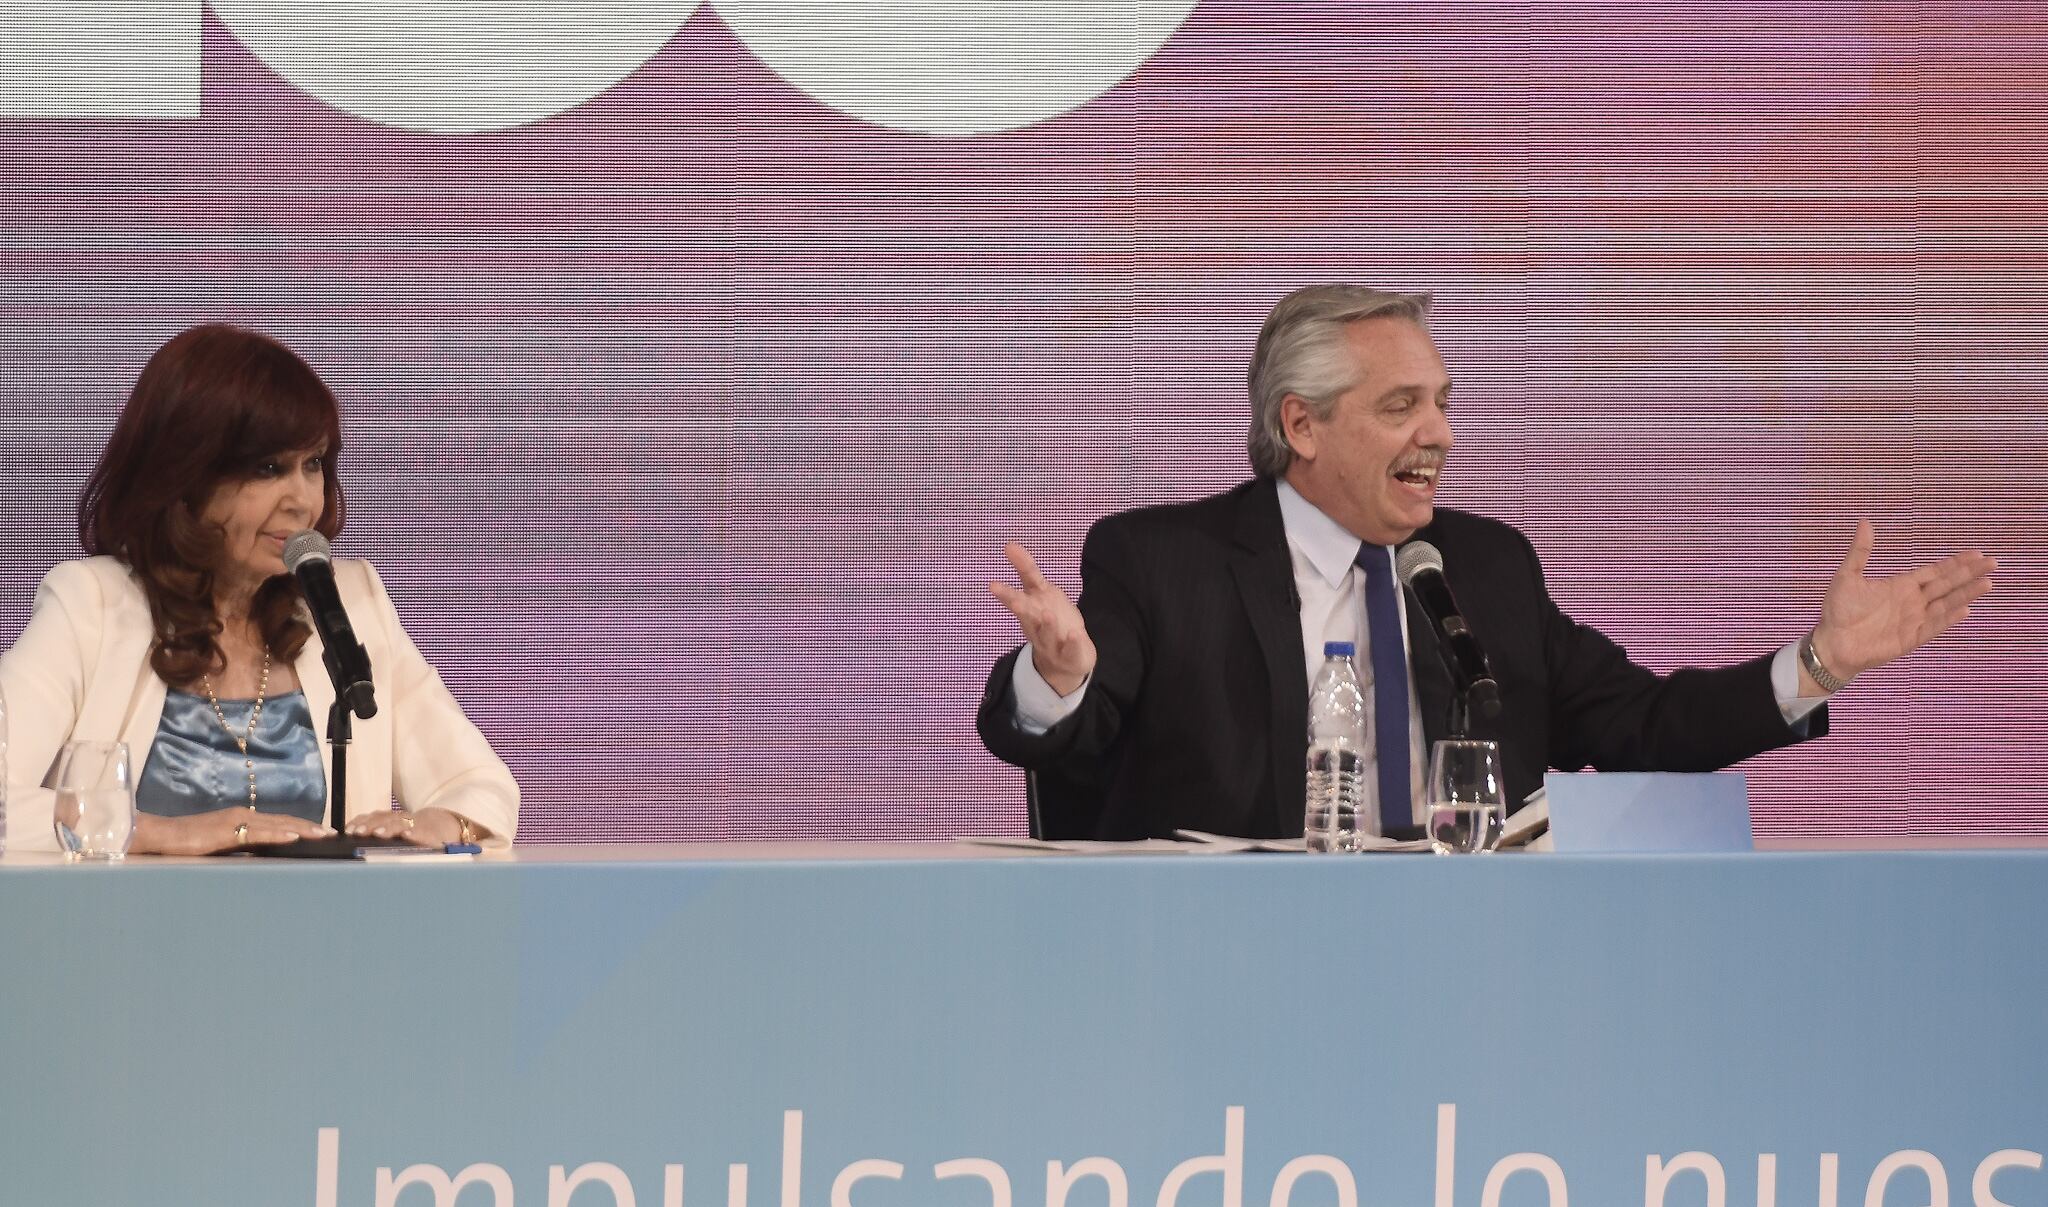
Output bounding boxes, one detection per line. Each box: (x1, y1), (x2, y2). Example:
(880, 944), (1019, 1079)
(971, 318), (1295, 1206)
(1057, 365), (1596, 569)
(978, 284), (1994, 840)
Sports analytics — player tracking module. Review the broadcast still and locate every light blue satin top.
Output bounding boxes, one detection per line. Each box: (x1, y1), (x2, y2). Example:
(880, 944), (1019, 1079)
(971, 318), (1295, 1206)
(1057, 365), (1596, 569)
(135, 690), (327, 824)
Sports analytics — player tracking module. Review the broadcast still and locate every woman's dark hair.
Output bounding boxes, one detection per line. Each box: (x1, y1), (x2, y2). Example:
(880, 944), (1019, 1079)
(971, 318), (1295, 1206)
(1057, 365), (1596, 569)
(78, 324), (346, 686)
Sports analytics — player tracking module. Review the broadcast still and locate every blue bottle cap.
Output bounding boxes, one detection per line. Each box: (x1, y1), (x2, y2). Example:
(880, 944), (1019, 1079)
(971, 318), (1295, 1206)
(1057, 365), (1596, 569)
(1323, 641), (1356, 658)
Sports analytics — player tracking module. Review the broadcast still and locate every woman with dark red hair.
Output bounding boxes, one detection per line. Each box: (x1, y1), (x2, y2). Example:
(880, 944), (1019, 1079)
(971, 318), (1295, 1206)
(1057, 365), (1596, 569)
(0, 324), (517, 854)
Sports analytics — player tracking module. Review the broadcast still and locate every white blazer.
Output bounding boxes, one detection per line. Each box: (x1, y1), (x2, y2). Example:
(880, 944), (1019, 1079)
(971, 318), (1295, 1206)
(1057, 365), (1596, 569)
(1, 556), (519, 852)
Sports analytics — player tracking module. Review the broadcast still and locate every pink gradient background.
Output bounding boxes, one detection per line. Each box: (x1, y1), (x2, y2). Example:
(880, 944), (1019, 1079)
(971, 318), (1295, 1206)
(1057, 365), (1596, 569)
(2, 2), (2042, 839)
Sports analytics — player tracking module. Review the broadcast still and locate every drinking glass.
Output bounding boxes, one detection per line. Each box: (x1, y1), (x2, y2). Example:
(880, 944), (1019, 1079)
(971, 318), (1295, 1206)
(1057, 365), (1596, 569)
(52, 740), (135, 861)
(1425, 739), (1507, 855)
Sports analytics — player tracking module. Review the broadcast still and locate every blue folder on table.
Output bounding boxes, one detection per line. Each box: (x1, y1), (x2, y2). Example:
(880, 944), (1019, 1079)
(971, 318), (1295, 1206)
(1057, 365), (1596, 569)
(1541, 771), (1753, 852)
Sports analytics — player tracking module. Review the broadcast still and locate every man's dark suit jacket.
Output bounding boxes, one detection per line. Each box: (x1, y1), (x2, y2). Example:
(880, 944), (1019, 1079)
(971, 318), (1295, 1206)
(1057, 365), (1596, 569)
(977, 477), (1823, 840)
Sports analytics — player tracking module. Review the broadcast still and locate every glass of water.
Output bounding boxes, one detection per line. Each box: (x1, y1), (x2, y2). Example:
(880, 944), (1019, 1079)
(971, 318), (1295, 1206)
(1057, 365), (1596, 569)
(1426, 739), (1507, 855)
(52, 740), (136, 861)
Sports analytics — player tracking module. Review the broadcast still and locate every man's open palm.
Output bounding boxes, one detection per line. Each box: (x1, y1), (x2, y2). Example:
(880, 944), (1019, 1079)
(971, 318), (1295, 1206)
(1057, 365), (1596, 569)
(1816, 520), (1995, 678)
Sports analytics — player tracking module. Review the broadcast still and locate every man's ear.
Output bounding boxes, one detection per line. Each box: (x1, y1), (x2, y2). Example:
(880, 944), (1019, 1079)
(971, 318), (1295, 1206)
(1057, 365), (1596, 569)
(1280, 394), (1318, 462)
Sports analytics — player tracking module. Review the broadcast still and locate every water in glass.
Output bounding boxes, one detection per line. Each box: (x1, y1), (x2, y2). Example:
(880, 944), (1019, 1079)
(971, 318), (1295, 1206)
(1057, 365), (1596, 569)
(1427, 800), (1504, 854)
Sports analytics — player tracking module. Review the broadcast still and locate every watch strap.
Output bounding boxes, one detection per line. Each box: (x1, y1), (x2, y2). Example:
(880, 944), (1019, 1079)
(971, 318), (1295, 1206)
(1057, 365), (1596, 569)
(1799, 631), (1850, 694)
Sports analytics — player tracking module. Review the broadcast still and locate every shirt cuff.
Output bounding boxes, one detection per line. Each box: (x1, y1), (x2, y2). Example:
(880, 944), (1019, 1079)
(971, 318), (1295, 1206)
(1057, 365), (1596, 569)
(1771, 641), (1829, 729)
(1011, 645), (1089, 736)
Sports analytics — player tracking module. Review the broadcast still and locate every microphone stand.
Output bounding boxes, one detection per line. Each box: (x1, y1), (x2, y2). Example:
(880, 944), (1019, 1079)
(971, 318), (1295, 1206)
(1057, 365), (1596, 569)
(251, 645), (376, 858)
(1447, 688), (1472, 740)
(1444, 679), (1503, 740)
(1412, 605), (1497, 741)
(324, 648), (351, 834)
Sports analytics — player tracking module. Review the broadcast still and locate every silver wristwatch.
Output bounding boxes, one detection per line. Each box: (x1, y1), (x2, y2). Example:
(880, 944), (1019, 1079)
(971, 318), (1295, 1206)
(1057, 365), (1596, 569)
(1798, 631), (1849, 694)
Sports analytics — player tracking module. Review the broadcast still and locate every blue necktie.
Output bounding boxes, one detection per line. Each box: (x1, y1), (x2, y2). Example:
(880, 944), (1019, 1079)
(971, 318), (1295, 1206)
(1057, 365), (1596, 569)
(1357, 545), (1412, 830)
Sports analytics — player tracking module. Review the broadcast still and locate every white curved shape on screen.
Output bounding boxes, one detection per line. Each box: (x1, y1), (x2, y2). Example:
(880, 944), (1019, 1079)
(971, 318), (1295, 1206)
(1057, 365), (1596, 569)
(206, 1), (705, 134)
(711, 0), (1199, 135)
(1, 1), (1197, 134)
(0, 2), (198, 117)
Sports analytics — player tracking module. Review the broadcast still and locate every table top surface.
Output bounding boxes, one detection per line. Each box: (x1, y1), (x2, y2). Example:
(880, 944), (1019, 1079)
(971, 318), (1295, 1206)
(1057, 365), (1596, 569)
(3, 831), (2046, 868)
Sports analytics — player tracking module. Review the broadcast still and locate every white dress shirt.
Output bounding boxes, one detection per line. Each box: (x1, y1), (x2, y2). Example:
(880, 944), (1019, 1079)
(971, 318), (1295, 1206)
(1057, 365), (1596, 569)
(1011, 483), (1827, 829)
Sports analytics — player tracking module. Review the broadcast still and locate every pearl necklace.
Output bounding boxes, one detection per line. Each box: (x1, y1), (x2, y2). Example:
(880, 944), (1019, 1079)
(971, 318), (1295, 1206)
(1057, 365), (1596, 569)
(201, 647), (272, 810)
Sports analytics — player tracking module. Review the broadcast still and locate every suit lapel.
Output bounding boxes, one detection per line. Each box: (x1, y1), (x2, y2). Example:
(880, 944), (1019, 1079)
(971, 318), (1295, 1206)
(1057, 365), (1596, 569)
(1229, 479), (1307, 834)
(112, 631), (167, 761)
(89, 564), (167, 760)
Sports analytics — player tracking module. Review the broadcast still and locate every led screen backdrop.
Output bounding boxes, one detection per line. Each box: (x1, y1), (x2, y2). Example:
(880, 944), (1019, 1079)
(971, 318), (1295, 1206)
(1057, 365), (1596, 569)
(2, 2), (2042, 840)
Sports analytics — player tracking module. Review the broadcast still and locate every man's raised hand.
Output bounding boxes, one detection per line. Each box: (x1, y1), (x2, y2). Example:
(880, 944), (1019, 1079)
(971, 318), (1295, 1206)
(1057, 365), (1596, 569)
(1810, 519), (1996, 686)
(990, 542), (1097, 697)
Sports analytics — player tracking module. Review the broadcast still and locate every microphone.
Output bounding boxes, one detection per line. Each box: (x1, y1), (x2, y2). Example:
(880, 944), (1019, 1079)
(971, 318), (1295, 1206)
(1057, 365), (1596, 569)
(1395, 541), (1502, 719)
(283, 530), (377, 720)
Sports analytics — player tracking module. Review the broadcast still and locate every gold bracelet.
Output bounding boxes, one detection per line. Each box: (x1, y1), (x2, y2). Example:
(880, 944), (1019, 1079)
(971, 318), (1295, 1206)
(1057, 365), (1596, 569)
(456, 814), (479, 845)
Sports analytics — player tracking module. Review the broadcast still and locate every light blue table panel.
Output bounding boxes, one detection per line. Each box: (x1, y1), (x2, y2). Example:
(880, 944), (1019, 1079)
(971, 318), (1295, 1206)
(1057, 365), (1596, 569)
(2, 851), (2044, 1206)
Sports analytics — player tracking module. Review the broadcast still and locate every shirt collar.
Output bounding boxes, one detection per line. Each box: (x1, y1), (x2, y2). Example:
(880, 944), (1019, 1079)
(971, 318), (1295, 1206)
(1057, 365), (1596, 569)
(1276, 478), (1384, 589)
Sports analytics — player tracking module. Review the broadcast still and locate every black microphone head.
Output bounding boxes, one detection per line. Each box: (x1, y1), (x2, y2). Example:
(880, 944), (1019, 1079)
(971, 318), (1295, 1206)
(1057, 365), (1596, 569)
(283, 529), (331, 573)
(345, 682), (379, 721)
(1396, 540), (1445, 586)
(1471, 677), (1504, 718)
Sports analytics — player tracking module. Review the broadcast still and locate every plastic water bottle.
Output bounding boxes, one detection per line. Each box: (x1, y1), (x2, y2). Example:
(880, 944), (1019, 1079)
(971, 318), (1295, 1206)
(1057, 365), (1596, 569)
(1304, 642), (1369, 852)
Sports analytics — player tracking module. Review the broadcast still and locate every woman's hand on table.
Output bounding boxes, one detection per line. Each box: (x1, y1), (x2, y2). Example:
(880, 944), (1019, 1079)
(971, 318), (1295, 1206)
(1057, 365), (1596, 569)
(131, 807), (333, 855)
(345, 807), (466, 847)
